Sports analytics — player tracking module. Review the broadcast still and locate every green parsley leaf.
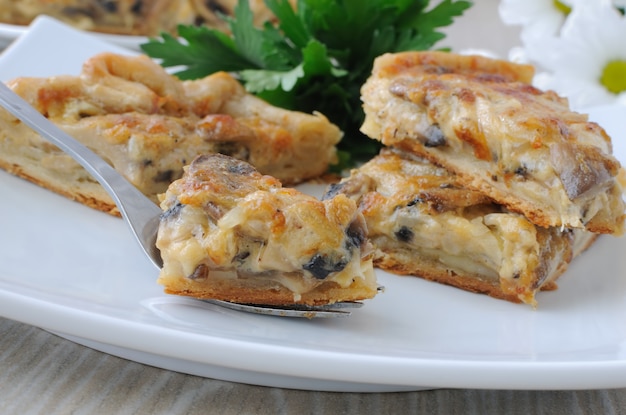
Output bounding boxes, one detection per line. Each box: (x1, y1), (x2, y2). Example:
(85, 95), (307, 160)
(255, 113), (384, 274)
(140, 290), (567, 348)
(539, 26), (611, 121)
(402, 0), (472, 34)
(141, 26), (256, 79)
(227, 0), (272, 68)
(241, 65), (304, 92)
(265, 0), (311, 49)
(300, 40), (347, 79)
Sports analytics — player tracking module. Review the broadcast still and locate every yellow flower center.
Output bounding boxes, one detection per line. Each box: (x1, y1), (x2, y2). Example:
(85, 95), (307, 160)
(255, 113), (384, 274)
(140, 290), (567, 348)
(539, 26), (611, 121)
(553, 0), (572, 15)
(600, 60), (626, 94)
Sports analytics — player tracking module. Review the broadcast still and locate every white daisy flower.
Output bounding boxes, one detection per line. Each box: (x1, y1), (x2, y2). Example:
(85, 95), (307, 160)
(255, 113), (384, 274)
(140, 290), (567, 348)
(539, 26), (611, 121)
(498, 0), (578, 40)
(526, 2), (626, 110)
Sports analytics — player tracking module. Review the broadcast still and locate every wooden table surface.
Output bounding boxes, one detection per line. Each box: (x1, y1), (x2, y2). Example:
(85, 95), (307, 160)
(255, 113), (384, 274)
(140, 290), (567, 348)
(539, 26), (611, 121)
(3, 1), (626, 414)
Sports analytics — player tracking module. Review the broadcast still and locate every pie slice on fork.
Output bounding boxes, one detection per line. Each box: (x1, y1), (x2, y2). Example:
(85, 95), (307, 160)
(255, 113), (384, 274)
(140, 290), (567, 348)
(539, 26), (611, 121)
(156, 154), (378, 306)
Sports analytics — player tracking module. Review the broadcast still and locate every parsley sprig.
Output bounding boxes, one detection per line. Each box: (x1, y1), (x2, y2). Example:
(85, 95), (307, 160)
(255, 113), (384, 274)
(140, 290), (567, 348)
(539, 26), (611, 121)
(141, 0), (472, 170)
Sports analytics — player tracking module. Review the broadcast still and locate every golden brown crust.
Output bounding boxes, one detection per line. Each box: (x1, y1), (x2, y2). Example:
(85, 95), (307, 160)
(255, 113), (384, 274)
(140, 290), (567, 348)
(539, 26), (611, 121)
(0, 159), (120, 215)
(0, 53), (341, 215)
(360, 51), (625, 234)
(163, 276), (377, 306)
(373, 254), (550, 304)
(376, 229), (599, 304)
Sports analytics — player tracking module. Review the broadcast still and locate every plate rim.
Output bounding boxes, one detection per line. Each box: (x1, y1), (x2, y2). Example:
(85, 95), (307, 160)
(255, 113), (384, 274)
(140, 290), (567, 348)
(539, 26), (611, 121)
(4, 279), (626, 392)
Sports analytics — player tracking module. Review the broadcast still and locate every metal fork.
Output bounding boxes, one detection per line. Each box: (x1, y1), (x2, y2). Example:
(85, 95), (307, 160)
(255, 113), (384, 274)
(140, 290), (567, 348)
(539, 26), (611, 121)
(0, 81), (364, 318)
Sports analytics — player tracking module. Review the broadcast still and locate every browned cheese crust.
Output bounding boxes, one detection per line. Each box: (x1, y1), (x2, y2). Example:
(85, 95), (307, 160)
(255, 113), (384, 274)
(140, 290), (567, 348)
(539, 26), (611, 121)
(324, 149), (598, 306)
(156, 154), (378, 306)
(0, 53), (341, 215)
(361, 51), (625, 234)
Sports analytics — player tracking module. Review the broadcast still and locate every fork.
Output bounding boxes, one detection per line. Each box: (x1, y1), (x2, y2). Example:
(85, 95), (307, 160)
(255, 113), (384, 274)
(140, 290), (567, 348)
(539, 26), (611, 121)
(0, 81), (365, 318)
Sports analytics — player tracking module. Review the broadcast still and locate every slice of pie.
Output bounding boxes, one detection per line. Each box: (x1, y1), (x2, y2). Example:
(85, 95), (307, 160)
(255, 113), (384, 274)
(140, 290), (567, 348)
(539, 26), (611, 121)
(156, 153), (378, 306)
(0, 52), (341, 215)
(324, 149), (597, 306)
(0, 0), (195, 36)
(360, 51), (625, 234)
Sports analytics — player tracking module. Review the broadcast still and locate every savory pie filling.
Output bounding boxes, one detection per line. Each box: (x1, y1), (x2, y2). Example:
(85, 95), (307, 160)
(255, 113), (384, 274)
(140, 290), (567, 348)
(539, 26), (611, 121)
(325, 149), (579, 305)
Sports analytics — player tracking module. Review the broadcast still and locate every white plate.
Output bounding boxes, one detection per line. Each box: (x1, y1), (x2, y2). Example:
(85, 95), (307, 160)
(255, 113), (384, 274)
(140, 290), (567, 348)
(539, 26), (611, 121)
(2, 17), (626, 393)
(0, 18), (147, 51)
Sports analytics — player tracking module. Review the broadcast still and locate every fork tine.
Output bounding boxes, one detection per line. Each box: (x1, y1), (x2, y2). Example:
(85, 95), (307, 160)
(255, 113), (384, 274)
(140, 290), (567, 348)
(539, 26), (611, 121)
(201, 286), (385, 318)
(202, 299), (355, 318)
(310, 302), (364, 310)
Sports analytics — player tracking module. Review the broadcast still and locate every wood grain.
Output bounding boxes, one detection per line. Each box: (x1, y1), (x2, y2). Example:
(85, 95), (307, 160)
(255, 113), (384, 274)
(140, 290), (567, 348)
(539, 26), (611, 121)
(1, 318), (625, 415)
